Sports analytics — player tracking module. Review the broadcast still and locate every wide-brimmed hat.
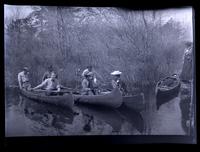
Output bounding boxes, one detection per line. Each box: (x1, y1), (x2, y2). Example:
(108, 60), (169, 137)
(111, 71), (122, 75)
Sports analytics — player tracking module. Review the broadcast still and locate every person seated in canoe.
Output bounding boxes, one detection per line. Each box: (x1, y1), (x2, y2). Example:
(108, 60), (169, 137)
(42, 65), (54, 82)
(18, 67), (31, 90)
(110, 70), (127, 96)
(31, 72), (62, 95)
(81, 71), (97, 95)
(82, 65), (103, 87)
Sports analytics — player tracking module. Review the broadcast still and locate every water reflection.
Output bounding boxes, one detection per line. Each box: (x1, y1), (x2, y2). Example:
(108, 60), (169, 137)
(19, 95), (75, 129)
(5, 88), (145, 136)
(77, 104), (124, 133)
(156, 91), (180, 110)
(117, 104), (145, 134)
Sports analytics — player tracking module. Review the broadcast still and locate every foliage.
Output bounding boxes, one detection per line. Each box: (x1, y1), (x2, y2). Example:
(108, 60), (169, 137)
(5, 7), (188, 94)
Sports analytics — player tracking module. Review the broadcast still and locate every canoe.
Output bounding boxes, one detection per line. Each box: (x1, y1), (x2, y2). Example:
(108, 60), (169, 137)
(20, 88), (143, 110)
(74, 88), (123, 108)
(122, 93), (145, 112)
(20, 89), (74, 108)
(155, 75), (181, 110)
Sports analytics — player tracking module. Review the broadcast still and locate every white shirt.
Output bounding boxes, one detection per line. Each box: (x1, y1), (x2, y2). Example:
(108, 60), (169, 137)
(35, 78), (60, 90)
(18, 71), (29, 83)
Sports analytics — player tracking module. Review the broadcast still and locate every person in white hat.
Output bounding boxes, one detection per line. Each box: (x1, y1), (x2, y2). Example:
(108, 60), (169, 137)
(110, 70), (127, 95)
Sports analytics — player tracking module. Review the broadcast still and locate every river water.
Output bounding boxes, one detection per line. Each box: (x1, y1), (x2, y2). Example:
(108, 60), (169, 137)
(5, 87), (187, 136)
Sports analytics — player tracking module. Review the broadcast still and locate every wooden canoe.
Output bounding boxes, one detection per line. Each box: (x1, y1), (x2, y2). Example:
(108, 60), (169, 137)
(155, 75), (181, 110)
(74, 88), (123, 108)
(122, 93), (145, 112)
(20, 89), (74, 108)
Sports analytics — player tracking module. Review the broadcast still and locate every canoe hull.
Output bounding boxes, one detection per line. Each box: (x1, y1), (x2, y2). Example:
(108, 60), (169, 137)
(156, 76), (181, 110)
(20, 89), (74, 108)
(122, 93), (145, 112)
(74, 88), (123, 108)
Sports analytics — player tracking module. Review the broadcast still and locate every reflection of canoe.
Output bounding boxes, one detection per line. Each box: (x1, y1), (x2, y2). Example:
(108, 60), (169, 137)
(117, 104), (144, 133)
(20, 95), (75, 124)
(74, 88), (123, 108)
(122, 93), (145, 112)
(20, 89), (74, 108)
(156, 75), (181, 110)
(77, 104), (124, 132)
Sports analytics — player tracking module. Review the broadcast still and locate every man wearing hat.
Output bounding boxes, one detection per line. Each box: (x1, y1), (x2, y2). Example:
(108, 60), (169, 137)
(111, 70), (127, 95)
(18, 67), (31, 90)
(81, 71), (96, 95)
(81, 65), (103, 86)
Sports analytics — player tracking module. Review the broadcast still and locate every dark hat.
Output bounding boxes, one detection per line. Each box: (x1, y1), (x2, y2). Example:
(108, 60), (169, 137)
(185, 41), (193, 47)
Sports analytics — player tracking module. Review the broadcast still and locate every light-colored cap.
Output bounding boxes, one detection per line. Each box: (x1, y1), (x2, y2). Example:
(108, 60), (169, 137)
(111, 71), (122, 75)
(23, 67), (29, 71)
(85, 71), (93, 76)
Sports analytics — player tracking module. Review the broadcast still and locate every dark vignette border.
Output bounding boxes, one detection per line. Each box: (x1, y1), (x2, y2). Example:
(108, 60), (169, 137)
(1, 0), (199, 148)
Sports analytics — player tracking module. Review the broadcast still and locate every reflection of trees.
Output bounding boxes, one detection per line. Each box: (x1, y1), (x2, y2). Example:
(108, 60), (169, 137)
(16, 94), (145, 135)
(78, 104), (124, 133)
(19, 95), (75, 132)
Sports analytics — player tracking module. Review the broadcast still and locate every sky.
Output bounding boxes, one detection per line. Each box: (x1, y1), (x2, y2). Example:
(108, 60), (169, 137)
(159, 7), (193, 41)
(4, 5), (193, 41)
(4, 5), (34, 19)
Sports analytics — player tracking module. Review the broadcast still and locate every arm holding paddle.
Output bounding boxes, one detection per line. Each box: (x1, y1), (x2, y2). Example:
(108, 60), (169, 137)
(56, 84), (61, 92)
(42, 72), (48, 82)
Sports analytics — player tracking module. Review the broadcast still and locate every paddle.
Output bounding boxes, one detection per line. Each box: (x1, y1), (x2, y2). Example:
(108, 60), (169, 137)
(31, 89), (80, 94)
(30, 86), (81, 94)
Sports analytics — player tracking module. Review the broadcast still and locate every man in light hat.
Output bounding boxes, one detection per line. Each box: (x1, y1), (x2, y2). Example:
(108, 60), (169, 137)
(81, 65), (103, 86)
(81, 71), (96, 95)
(111, 70), (127, 95)
(18, 67), (31, 90)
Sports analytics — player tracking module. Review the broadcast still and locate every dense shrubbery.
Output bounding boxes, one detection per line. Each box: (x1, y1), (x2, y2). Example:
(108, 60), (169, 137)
(5, 7), (187, 94)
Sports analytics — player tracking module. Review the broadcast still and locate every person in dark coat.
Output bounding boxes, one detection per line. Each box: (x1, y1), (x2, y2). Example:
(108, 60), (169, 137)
(180, 42), (193, 82)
